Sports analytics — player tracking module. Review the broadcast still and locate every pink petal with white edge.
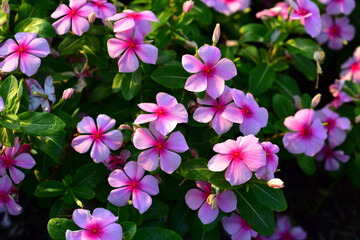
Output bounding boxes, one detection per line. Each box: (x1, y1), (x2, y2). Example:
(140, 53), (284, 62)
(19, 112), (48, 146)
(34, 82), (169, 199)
(217, 190), (237, 213)
(77, 116), (97, 134)
(0, 39), (18, 56)
(124, 161), (145, 182)
(66, 230), (86, 240)
(208, 154), (232, 172)
(72, 209), (93, 229)
(185, 188), (206, 210)
(222, 214), (241, 235)
(26, 38), (50, 57)
(14, 32), (37, 47)
(19, 52), (41, 76)
(154, 116), (177, 136)
(156, 92), (177, 108)
(108, 169), (131, 188)
(96, 114), (116, 133)
(159, 150), (182, 174)
(138, 10), (158, 22)
(101, 130), (123, 151)
(107, 38), (128, 58)
(90, 139), (110, 162)
(213, 139), (237, 154)
(165, 131), (189, 153)
(197, 94), (217, 106)
(182, 54), (205, 73)
(133, 113), (158, 125)
(69, 0), (87, 9)
(138, 175), (159, 195)
(231, 88), (246, 108)
(118, 48), (139, 73)
(225, 159), (253, 186)
(213, 58), (237, 80)
(206, 74), (225, 99)
(71, 15), (90, 36)
(135, 44), (158, 64)
(100, 223), (123, 240)
(212, 112), (233, 135)
(107, 187), (132, 207)
(133, 128), (156, 150)
(167, 104), (188, 123)
(0, 52), (20, 73)
(113, 18), (135, 33)
(9, 165), (25, 184)
(193, 106), (216, 123)
(138, 103), (159, 112)
(71, 135), (94, 154)
(185, 73), (207, 92)
(198, 45), (221, 67)
(51, 4), (70, 18)
(198, 202), (219, 224)
(137, 148), (159, 172)
(107, 12), (127, 21)
(132, 188), (152, 214)
(92, 208), (118, 227)
(14, 153), (35, 169)
(52, 16), (71, 35)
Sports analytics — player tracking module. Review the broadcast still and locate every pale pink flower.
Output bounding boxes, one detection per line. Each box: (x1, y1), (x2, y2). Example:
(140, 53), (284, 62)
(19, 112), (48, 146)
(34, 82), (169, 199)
(319, 0), (355, 15)
(51, 0), (94, 36)
(107, 161), (159, 214)
(255, 142), (279, 181)
(0, 32), (50, 76)
(71, 114), (123, 163)
(193, 86), (234, 135)
(201, 0), (250, 15)
(222, 89), (268, 135)
(328, 79), (352, 108)
(65, 208), (122, 240)
(256, 2), (290, 20)
(26, 76), (55, 112)
(88, 0), (116, 24)
(62, 88), (75, 100)
(269, 215), (307, 240)
(340, 47), (360, 83)
(103, 150), (131, 171)
(222, 213), (258, 240)
(267, 178), (284, 189)
(185, 181), (237, 224)
(315, 145), (349, 171)
(132, 124), (189, 174)
(0, 175), (21, 215)
(0, 138), (36, 184)
(182, 45), (237, 99)
(133, 92), (188, 136)
(0, 97), (4, 111)
(208, 135), (266, 186)
(283, 109), (327, 156)
(183, 0), (195, 13)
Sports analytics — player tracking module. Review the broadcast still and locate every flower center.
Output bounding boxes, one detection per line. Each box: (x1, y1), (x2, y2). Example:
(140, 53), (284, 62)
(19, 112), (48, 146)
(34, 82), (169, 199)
(0, 193), (7, 201)
(242, 107), (252, 117)
(301, 127), (312, 138)
(294, 8), (309, 17)
(350, 62), (360, 72)
(156, 142), (163, 149)
(1, 156), (13, 167)
(95, 1), (102, 6)
(204, 66), (212, 73)
(156, 107), (166, 115)
(70, 10), (77, 16)
(93, 132), (102, 139)
(128, 42), (136, 48)
(130, 182), (137, 188)
(329, 25), (341, 38)
(326, 119), (335, 130)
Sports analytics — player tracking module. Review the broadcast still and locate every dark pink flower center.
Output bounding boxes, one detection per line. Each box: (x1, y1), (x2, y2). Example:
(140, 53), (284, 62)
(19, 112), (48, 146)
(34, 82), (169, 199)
(1, 156), (14, 167)
(16, 45), (28, 54)
(329, 25), (341, 38)
(70, 10), (77, 16)
(130, 181), (137, 188)
(95, 1), (102, 6)
(301, 127), (312, 138)
(0, 193), (7, 201)
(156, 107), (166, 115)
(242, 107), (253, 117)
(294, 8), (309, 17)
(93, 131), (102, 139)
(204, 66), (212, 73)
(215, 102), (224, 111)
(281, 232), (295, 240)
(156, 142), (164, 149)
(350, 62), (360, 72)
(85, 223), (104, 238)
(325, 118), (335, 130)
(128, 41), (136, 49)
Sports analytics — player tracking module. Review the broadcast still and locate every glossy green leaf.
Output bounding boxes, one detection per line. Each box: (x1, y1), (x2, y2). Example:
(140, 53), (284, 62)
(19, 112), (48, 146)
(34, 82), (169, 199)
(250, 183), (287, 211)
(15, 17), (55, 38)
(0, 127), (14, 147)
(58, 35), (85, 55)
(249, 63), (276, 96)
(47, 218), (78, 240)
(73, 186), (95, 200)
(143, 199), (169, 220)
(19, 112), (65, 136)
(35, 180), (66, 197)
(239, 24), (266, 43)
(73, 162), (107, 188)
(289, 53), (317, 80)
(37, 133), (66, 164)
(133, 227), (182, 240)
(120, 70), (142, 101)
(0, 114), (20, 130)
(122, 221), (137, 240)
(0, 75), (18, 113)
(17, 0), (49, 22)
(286, 38), (321, 59)
(296, 154), (316, 175)
(272, 94), (294, 119)
(112, 73), (123, 93)
(151, 65), (188, 89)
(177, 158), (214, 181)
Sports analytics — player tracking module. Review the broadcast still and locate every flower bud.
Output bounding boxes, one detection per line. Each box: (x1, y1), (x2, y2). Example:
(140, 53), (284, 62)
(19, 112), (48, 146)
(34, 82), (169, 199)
(62, 88), (74, 100)
(185, 40), (197, 49)
(267, 178), (284, 189)
(88, 12), (96, 24)
(225, 40), (238, 47)
(182, 0), (194, 13)
(2, 0), (10, 14)
(212, 23), (221, 45)
(311, 93), (321, 108)
(293, 95), (302, 109)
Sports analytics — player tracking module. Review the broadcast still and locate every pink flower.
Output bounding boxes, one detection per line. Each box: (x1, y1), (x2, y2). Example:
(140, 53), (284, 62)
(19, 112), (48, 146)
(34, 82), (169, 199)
(328, 79), (352, 108)
(270, 215), (307, 240)
(0, 32), (50, 76)
(51, 0), (94, 36)
(0, 97), (4, 111)
(267, 178), (284, 189)
(103, 150), (131, 171)
(107, 161), (159, 214)
(282, 109), (327, 156)
(182, 45), (237, 99)
(71, 114), (123, 163)
(193, 86), (234, 135)
(222, 89), (268, 135)
(132, 124), (189, 174)
(107, 29), (158, 73)
(88, 0), (116, 24)
(256, 2), (290, 20)
(315, 145), (349, 171)
(316, 15), (355, 50)
(255, 142), (279, 181)
(183, 0), (195, 13)
(0, 175), (22, 215)
(65, 208), (122, 240)
(208, 135), (266, 186)
(222, 213), (258, 240)
(26, 76), (55, 112)
(62, 88), (75, 100)
(317, 107), (351, 147)
(0, 138), (36, 184)
(107, 9), (158, 35)
(185, 181), (237, 224)
(289, 0), (322, 37)
(133, 92), (188, 135)
(201, 0), (250, 15)
(319, 0), (355, 15)
(340, 46), (360, 83)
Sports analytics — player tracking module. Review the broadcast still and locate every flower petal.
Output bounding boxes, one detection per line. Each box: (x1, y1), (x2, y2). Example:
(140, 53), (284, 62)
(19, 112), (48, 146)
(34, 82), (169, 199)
(96, 114), (116, 133)
(185, 188), (206, 210)
(19, 52), (41, 76)
(101, 130), (123, 151)
(138, 175), (159, 195)
(217, 190), (237, 213)
(198, 45), (221, 67)
(182, 54), (205, 73)
(198, 202), (219, 224)
(100, 223), (123, 240)
(135, 44), (158, 64)
(0, 52), (20, 73)
(212, 58), (237, 80)
(208, 154), (232, 172)
(71, 15), (90, 36)
(72, 209), (93, 229)
(137, 148), (159, 172)
(52, 16), (71, 35)
(133, 128), (156, 150)
(90, 139), (110, 162)
(71, 135), (94, 154)
(26, 38), (50, 57)
(118, 48), (139, 73)
(132, 189), (152, 214)
(165, 131), (189, 153)
(14, 153), (36, 169)
(206, 74), (224, 99)
(159, 150), (182, 174)
(225, 159), (253, 186)
(185, 73), (207, 93)
(108, 169), (131, 188)
(51, 4), (70, 18)
(107, 187), (131, 207)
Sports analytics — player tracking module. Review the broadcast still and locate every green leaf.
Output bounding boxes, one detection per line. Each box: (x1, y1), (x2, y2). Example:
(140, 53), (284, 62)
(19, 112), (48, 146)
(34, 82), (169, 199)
(35, 180), (66, 197)
(151, 65), (188, 89)
(0, 114), (20, 130)
(122, 221), (137, 240)
(191, 3), (212, 25)
(275, 74), (301, 99)
(107, 203), (129, 222)
(250, 183), (287, 211)
(73, 162), (107, 188)
(73, 186), (95, 200)
(17, 0), (49, 22)
(19, 112), (65, 136)
(50, 199), (75, 218)
(0, 75), (18, 113)
(296, 154), (316, 175)
(289, 53), (317, 80)
(239, 24), (266, 43)
(143, 199), (169, 220)
(58, 35), (85, 55)
(15, 17), (55, 38)
(0, 127), (14, 147)
(272, 94), (294, 119)
(177, 158), (214, 181)
(286, 38), (321, 59)
(83, 45), (109, 69)
(156, 50), (177, 65)
(133, 227), (182, 240)
(249, 63), (276, 96)
(209, 172), (242, 190)
(37, 133), (66, 164)
(47, 218), (78, 240)
(112, 73), (123, 93)
(120, 69), (142, 101)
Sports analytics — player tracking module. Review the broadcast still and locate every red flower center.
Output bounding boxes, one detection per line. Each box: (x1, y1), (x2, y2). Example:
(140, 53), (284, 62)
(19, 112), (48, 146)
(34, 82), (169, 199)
(294, 8), (309, 17)
(93, 132), (102, 139)
(329, 25), (341, 38)
(204, 66), (212, 73)
(156, 142), (163, 149)
(1, 156), (14, 167)
(156, 107), (166, 115)
(350, 62), (360, 72)
(130, 182), (137, 188)
(301, 127), (312, 138)
(326, 118), (335, 130)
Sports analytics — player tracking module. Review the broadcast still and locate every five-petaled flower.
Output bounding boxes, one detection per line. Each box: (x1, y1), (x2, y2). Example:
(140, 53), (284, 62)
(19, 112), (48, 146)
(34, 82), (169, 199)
(255, 142), (279, 181)
(315, 145), (349, 171)
(26, 76), (56, 112)
(270, 215), (307, 240)
(222, 213), (258, 240)
(0, 175), (22, 216)
(319, 0), (355, 16)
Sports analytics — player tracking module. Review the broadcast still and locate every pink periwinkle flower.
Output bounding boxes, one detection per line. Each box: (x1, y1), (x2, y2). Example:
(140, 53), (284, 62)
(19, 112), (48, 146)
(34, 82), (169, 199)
(319, 0), (355, 16)
(51, 0), (94, 36)
(107, 161), (159, 214)
(0, 138), (36, 184)
(222, 89), (268, 135)
(0, 32), (50, 76)
(340, 46), (360, 83)
(133, 92), (188, 136)
(201, 0), (250, 15)
(193, 86), (234, 135)
(317, 107), (351, 147)
(182, 45), (237, 99)
(208, 135), (266, 186)
(283, 109), (327, 156)
(71, 114), (123, 163)
(269, 215), (307, 240)
(107, 29), (158, 73)
(256, 2), (290, 20)
(255, 142), (279, 181)
(315, 145), (349, 171)
(65, 208), (122, 240)
(103, 150), (131, 171)
(0, 97), (4, 112)
(133, 124), (189, 174)
(289, 0), (322, 37)
(222, 213), (258, 240)
(185, 181), (237, 224)
(26, 76), (55, 112)
(328, 79), (352, 108)
(0, 175), (21, 215)
(107, 9), (158, 35)
(316, 15), (355, 50)
(88, 0), (116, 24)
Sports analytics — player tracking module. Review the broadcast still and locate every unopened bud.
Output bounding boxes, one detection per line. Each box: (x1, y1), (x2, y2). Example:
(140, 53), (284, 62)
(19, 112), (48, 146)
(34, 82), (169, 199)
(212, 23), (221, 45)
(119, 124), (133, 131)
(185, 40), (197, 49)
(62, 88), (74, 100)
(225, 40), (238, 47)
(313, 50), (325, 63)
(355, 115), (360, 123)
(182, 0), (194, 13)
(2, 0), (10, 14)
(311, 93), (321, 108)
(88, 12), (96, 24)
(293, 95), (302, 109)
(267, 178), (284, 189)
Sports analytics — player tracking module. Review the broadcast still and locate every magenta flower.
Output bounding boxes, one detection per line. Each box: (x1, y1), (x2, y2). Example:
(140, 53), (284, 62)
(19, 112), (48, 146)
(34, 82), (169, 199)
(185, 181), (237, 224)
(193, 86), (234, 135)
(133, 124), (189, 174)
(182, 45), (237, 99)
(0, 97), (4, 112)
(26, 76), (55, 112)
(256, 2), (290, 20)
(317, 107), (351, 147)
(71, 114), (123, 163)
(222, 213), (258, 240)
(0, 32), (50, 76)
(340, 46), (360, 83)
(201, 0), (250, 15)
(88, 0), (116, 24)
(51, 0), (94, 36)
(315, 145), (349, 171)
(0, 138), (36, 184)
(222, 89), (268, 135)
(103, 150), (131, 171)
(269, 215), (307, 240)
(289, 0), (321, 37)
(65, 208), (122, 240)
(255, 142), (279, 181)
(319, 0), (355, 15)
(208, 135), (266, 186)
(316, 15), (355, 50)
(283, 109), (327, 156)
(133, 92), (188, 136)
(0, 175), (21, 215)
(107, 29), (158, 73)
(328, 79), (352, 108)
(107, 161), (159, 214)
(107, 9), (158, 35)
